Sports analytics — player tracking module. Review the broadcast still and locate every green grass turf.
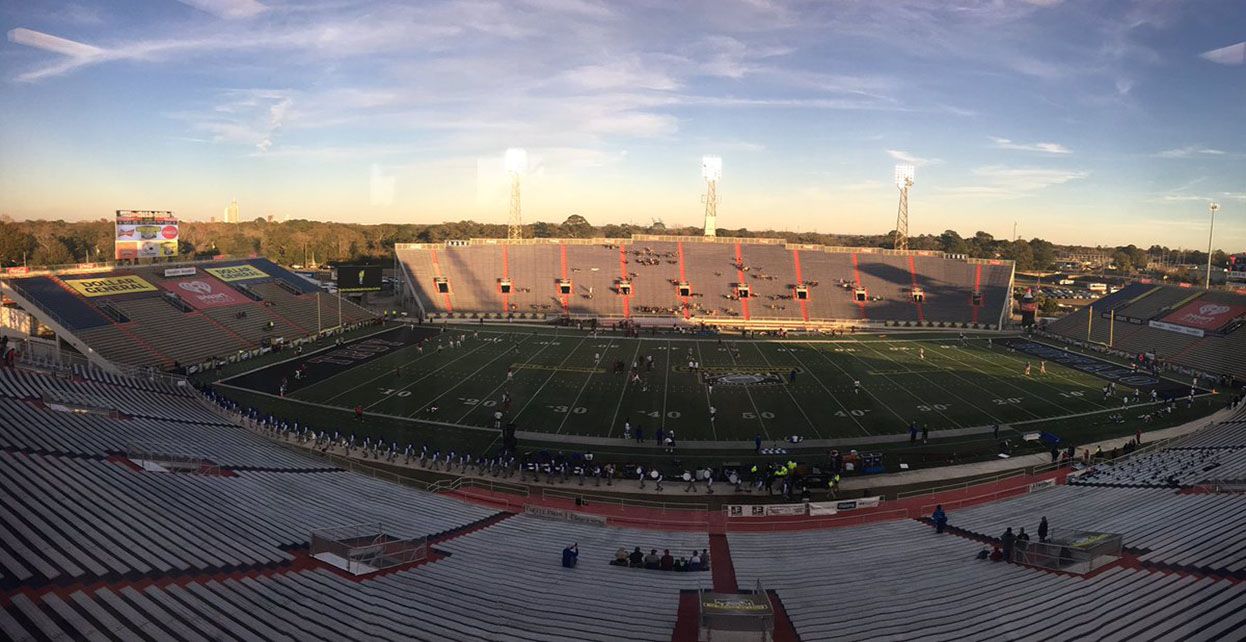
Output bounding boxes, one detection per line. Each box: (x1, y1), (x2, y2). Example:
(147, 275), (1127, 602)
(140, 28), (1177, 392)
(212, 323), (1222, 470)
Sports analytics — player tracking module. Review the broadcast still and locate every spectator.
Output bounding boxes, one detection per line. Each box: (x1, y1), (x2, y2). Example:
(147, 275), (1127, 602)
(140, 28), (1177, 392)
(674, 557), (688, 572)
(561, 544), (578, 569)
(660, 549), (674, 571)
(989, 546), (1004, 562)
(612, 548), (628, 566)
(932, 505), (948, 534)
(689, 551), (702, 572)
(628, 546), (644, 567)
(1001, 527), (1016, 563)
(1018, 528), (1030, 542)
(1038, 516), (1049, 543)
(976, 547), (990, 560)
(644, 549), (660, 570)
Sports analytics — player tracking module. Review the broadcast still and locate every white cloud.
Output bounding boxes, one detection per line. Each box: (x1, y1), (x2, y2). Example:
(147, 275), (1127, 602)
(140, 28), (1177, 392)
(989, 136), (1071, 155)
(176, 0), (267, 20)
(562, 59), (679, 91)
(886, 150), (941, 167)
(1154, 146), (1228, 159)
(971, 166), (1088, 191)
(936, 165), (1087, 199)
(1201, 42), (1245, 66)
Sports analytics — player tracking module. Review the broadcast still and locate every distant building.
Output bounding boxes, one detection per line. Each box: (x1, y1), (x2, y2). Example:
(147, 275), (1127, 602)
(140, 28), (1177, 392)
(224, 199), (240, 224)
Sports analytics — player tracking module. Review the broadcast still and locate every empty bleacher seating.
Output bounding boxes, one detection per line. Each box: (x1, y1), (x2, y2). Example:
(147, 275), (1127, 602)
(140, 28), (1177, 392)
(397, 237), (1013, 327)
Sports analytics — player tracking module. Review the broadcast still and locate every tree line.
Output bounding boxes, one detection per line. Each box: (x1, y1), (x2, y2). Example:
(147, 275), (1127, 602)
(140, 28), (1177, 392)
(0, 214), (1231, 274)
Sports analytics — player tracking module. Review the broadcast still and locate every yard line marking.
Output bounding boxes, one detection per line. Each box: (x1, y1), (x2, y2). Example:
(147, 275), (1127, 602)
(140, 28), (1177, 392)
(660, 339), (672, 430)
(960, 340), (1121, 404)
(805, 342), (917, 428)
(316, 328), (515, 403)
(556, 338), (617, 434)
(947, 341), (1111, 413)
(745, 341), (820, 437)
(361, 338), (509, 411)
(691, 340), (723, 439)
(831, 342), (964, 428)
(453, 338), (558, 424)
(919, 342), (1076, 416)
(858, 340), (1013, 423)
(605, 339), (644, 437)
(512, 334), (595, 422)
(780, 342), (871, 436)
(708, 340), (767, 439)
(400, 335), (538, 416)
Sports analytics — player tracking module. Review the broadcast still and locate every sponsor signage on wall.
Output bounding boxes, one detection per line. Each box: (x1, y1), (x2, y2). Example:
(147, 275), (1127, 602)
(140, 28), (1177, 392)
(160, 277), (247, 309)
(1159, 300), (1246, 332)
(1148, 320), (1205, 338)
(205, 264), (269, 282)
(115, 210), (178, 260)
(164, 267), (197, 278)
(64, 275), (158, 297)
(522, 505), (607, 526)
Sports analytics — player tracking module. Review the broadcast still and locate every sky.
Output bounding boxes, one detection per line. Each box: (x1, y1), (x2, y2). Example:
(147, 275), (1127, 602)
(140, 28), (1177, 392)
(0, 0), (1243, 250)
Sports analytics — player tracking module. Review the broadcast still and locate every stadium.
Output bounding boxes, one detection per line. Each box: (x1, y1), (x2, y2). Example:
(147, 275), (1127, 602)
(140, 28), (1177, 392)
(2, 2), (1246, 641)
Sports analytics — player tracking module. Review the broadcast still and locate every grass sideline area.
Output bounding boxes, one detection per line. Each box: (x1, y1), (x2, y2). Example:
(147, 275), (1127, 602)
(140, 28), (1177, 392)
(210, 322), (1223, 472)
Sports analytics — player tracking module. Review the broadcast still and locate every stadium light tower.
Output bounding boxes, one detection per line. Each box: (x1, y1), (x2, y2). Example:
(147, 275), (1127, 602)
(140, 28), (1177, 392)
(701, 155), (722, 237)
(894, 164), (915, 251)
(1206, 201), (1220, 289)
(505, 148), (527, 240)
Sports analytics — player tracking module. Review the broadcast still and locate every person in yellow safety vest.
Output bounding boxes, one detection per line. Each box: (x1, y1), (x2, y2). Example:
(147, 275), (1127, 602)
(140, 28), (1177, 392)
(774, 465), (788, 478)
(786, 461), (797, 473)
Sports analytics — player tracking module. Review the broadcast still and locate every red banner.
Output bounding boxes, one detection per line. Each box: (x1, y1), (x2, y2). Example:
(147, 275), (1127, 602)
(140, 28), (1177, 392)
(1160, 300), (1246, 331)
(161, 276), (248, 309)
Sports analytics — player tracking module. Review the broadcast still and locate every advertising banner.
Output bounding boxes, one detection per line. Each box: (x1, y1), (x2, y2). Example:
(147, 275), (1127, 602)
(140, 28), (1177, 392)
(522, 504), (607, 527)
(727, 504), (807, 517)
(64, 275), (158, 297)
(336, 265), (383, 292)
(765, 504), (808, 517)
(807, 502), (838, 516)
(205, 264), (269, 282)
(164, 267), (197, 278)
(161, 277), (247, 309)
(1159, 300), (1246, 332)
(115, 210), (178, 260)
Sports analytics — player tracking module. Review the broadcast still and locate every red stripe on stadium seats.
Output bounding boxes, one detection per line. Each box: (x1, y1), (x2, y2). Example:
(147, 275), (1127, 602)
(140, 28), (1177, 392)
(735, 243), (750, 321)
(559, 244), (570, 316)
(429, 249), (453, 312)
(971, 264), (982, 324)
(851, 253), (867, 320)
(908, 255), (925, 323)
(677, 241), (690, 320)
(618, 244), (631, 319)
(501, 246), (510, 315)
(791, 248), (809, 322)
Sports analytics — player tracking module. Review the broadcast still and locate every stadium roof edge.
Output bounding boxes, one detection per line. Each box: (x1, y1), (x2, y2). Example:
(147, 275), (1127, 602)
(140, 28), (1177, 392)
(393, 235), (1012, 264)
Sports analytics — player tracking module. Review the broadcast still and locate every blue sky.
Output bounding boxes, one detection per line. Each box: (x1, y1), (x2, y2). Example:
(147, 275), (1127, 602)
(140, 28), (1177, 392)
(0, 0), (1242, 249)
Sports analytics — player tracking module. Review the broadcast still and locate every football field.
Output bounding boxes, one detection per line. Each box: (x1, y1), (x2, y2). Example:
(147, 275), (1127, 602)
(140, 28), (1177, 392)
(225, 323), (1197, 446)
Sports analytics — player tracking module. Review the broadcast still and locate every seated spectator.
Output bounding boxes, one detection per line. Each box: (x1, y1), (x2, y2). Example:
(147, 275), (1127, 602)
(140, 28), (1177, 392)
(989, 546), (1004, 562)
(674, 557), (688, 572)
(644, 549), (660, 570)
(629, 546), (644, 567)
(612, 548), (629, 566)
(660, 549), (674, 571)
(976, 547), (990, 560)
(689, 551), (702, 572)
(561, 544), (578, 569)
